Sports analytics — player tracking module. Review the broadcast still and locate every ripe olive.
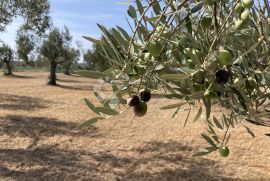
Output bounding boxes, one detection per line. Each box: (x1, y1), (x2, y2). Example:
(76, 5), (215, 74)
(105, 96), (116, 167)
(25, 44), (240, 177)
(139, 89), (151, 102)
(219, 146), (230, 157)
(127, 95), (140, 107)
(134, 102), (147, 117)
(148, 40), (162, 57)
(218, 49), (233, 66)
(216, 69), (230, 85)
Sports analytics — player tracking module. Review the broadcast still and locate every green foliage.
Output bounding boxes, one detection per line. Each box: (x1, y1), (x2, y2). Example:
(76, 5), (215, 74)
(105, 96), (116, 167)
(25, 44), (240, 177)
(60, 26), (80, 75)
(79, 0), (270, 157)
(40, 28), (66, 85)
(40, 28), (63, 63)
(0, 43), (13, 75)
(0, 0), (51, 35)
(83, 37), (111, 72)
(16, 26), (36, 65)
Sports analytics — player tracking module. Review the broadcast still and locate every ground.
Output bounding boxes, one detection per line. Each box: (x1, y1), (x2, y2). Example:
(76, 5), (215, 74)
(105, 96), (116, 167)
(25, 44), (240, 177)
(0, 71), (269, 181)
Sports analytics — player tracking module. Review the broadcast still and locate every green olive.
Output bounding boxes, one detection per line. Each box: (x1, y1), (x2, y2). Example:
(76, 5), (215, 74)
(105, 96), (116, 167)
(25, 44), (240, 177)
(219, 146), (230, 157)
(187, 59), (195, 69)
(156, 26), (163, 33)
(248, 77), (256, 87)
(241, 10), (250, 22)
(218, 49), (233, 66)
(201, 16), (212, 28)
(243, 0), (254, 8)
(235, 3), (245, 14)
(235, 19), (245, 30)
(148, 40), (162, 57)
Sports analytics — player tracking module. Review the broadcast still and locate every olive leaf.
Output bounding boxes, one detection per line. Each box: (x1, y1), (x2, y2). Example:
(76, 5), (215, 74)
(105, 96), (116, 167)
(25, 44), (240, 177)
(78, 117), (104, 128)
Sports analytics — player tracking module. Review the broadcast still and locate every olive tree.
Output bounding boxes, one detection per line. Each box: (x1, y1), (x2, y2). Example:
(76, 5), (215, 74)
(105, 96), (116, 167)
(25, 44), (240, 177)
(0, 44), (13, 75)
(77, 0), (270, 157)
(60, 26), (80, 75)
(16, 26), (36, 66)
(0, 0), (51, 35)
(84, 40), (111, 72)
(40, 28), (64, 85)
(62, 47), (80, 75)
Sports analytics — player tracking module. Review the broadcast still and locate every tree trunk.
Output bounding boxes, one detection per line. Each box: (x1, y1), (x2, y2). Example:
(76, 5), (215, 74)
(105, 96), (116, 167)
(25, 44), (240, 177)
(48, 63), (57, 85)
(64, 66), (70, 75)
(4, 62), (12, 76)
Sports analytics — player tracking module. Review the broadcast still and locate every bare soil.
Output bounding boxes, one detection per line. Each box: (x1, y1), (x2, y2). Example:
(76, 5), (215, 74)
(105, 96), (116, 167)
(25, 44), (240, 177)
(0, 71), (269, 181)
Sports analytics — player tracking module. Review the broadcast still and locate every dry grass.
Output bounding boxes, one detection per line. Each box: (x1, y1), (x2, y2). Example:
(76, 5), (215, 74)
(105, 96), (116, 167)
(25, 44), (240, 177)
(0, 71), (269, 181)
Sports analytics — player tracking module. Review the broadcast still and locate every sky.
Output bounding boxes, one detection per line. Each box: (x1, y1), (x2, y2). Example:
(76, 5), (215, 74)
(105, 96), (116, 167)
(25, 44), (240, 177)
(0, 0), (131, 51)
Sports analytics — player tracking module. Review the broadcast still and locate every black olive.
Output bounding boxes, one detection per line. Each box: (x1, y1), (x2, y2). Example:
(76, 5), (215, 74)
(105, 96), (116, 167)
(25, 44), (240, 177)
(139, 90), (151, 102)
(216, 69), (230, 85)
(134, 102), (147, 117)
(127, 95), (140, 107)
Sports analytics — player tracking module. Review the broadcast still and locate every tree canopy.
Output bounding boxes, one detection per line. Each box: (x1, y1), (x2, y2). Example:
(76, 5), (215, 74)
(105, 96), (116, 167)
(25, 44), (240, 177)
(0, 43), (13, 75)
(16, 26), (36, 65)
(84, 40), (110, 72)
(0, 0), (51, 35)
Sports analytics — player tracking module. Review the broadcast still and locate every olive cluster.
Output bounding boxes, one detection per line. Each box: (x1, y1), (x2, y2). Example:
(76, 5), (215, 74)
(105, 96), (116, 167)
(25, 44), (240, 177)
(127, 90), (151, 117)
(234, 0), (254, 30)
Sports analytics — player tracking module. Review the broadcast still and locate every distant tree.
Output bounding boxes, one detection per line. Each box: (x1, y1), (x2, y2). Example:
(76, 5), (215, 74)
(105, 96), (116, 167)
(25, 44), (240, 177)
(35, 55), (49, 68)
(60, 26), (80, 75)
(40, 28), (65, 85)
(62, 47), (80, 75)
(16, 26), (36, 66)
(0, 44), (13, 75)
(84, 39), (110, 71)
(0, 0), (51, 35)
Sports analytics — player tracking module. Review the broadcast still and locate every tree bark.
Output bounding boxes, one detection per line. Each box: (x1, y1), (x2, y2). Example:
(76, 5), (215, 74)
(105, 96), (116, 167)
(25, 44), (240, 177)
(64, 66), (70, 75)
(48, 63), (57, 85)
(4, 62), (12, 76)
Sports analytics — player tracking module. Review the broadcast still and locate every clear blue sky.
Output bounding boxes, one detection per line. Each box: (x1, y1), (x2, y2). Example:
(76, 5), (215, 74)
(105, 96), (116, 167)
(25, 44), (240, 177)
(0, 0), (130, 51)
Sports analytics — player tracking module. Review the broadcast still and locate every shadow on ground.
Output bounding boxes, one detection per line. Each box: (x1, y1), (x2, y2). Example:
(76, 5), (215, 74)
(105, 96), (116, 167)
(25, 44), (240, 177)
(0, 141), (249, 181)
(58, 84), (111, 92)
(10, 74), (35, 79)
(0, 93), (49, 111)
(57, 78), (86, 83)
(0, 115), (101, 148)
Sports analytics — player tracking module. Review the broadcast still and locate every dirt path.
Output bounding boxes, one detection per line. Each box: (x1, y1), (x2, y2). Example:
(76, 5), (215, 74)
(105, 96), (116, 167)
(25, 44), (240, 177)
(0, 72), (269, 181)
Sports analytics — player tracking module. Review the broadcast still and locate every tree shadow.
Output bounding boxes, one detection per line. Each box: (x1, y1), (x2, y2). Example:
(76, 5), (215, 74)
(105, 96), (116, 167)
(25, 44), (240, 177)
(0, 141), (254, 181)
(0, 115), (101, 142)
(10, 74), (34, 79)
(57, 84), (92, 91)
(0, 93), (50, 111)
(57, 78), (85, 83)
(58, 84), (111, 92)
